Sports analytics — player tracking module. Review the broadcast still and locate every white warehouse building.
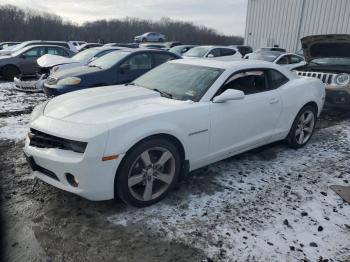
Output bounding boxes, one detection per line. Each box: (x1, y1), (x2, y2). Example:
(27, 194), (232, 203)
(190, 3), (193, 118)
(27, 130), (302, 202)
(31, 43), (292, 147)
(244, 0), (350, 52)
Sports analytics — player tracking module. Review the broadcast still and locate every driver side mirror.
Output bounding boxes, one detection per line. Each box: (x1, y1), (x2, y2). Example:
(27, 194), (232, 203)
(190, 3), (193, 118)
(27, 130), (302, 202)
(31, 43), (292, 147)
(213, 89), (245, 103)
(207, 54), (214, 58)
(120, 63), (130, 74)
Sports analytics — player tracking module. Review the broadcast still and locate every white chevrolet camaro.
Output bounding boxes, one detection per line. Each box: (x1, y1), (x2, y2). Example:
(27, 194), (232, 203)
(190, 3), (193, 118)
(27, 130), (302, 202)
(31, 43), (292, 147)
(24, 59), (325, 207)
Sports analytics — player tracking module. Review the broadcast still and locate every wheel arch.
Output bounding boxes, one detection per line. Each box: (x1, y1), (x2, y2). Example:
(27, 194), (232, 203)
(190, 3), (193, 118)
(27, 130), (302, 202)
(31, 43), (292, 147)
(303, 101), (318, 115)
(1, 64), (21, 74)
(114, 132), (187, 194)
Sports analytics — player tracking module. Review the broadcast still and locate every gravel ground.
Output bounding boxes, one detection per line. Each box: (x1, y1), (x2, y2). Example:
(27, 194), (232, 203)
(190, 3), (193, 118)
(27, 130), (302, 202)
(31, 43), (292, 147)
(1, 80), (350, 262)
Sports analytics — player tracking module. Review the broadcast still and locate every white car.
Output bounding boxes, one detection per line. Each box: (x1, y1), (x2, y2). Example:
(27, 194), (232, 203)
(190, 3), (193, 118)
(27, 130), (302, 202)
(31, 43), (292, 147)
(134, 32), (166, 43)
(244, 51), (306, 70)
(183, 46), (242, 59)
(24, 59), (325, 207)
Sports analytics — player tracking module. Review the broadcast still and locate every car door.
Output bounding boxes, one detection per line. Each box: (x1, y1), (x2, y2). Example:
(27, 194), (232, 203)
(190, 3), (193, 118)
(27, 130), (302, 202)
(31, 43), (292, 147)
(209, 69), (283, 159)
(116, 52), (153, 84)
(18, 46), (46, 75)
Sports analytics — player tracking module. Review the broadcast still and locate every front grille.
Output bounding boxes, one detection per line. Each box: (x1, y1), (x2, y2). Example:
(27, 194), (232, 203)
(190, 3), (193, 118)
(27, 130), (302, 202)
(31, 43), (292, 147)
(294, 70), (337, 84)
(29, 129), (87, 153)
(36, 164), (59, 181)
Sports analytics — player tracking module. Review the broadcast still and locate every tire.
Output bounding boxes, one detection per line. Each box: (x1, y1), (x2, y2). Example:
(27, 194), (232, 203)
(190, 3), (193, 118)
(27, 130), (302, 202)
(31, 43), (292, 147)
(2, 65), (20, 81)
(116, 137), (181, 207)
(286, 105), (317, 149)
(142, 38), (147, 42)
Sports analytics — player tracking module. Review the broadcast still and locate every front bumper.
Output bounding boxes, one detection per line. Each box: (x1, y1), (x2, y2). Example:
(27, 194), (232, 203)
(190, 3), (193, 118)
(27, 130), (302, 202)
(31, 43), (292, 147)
(325, 88), (350, 107)
(23, 118), (123, 201)
(14, 74), (45, 93)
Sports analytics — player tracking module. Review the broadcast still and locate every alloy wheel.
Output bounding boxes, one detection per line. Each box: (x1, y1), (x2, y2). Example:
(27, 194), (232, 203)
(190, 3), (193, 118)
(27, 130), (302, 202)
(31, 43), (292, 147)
(295, 110), (315, 145)
(127, 147), (176, 202)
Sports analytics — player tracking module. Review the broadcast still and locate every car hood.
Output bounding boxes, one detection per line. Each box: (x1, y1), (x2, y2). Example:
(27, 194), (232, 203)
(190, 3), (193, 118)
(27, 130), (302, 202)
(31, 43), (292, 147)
(37, 54), (79, 68)
(50, 65), (101, 79)
(44, 85), (191, 125)
(301, 34), (350, 62)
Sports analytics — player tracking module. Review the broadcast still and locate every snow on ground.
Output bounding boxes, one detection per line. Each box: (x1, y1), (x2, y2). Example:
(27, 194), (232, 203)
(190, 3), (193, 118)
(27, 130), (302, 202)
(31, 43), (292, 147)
(0, 114), (30, 140)
(108, 123), (350, 261)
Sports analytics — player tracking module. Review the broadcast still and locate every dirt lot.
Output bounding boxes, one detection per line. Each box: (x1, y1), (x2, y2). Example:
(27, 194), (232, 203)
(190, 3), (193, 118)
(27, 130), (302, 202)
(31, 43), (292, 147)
(1, 81), (350, 262)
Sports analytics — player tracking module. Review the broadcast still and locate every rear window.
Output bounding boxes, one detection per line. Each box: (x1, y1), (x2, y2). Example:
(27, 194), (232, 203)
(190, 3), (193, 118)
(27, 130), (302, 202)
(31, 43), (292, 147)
(269, 69), (289, 89)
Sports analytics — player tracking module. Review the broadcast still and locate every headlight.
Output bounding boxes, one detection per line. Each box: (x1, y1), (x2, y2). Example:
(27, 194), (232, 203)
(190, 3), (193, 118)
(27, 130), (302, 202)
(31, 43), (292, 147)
(57, 77), (81, 86)
(334, 73), (350, 86)
(68, 140), (87, 153)
(30, 101), (48, 122)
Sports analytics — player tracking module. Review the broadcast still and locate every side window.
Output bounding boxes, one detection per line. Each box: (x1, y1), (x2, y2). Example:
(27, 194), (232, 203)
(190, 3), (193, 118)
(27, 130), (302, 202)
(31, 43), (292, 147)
(22, 47), (46, 58)
(207, 49), (220, 57)
(269, 69), (289, 89)
(153, 53), (176, 67)
(220, 70), (269, 95)
(276, 55), (289, 65)
(120, 53), (152, 71)
(47, 47), (69, 57)
(290, 55), (303, 64)
(220, 48), (236, 57)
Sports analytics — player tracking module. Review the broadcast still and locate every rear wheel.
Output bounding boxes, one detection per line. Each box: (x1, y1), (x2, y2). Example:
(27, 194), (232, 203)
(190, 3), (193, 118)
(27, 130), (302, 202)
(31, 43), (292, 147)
(2, 65), (20, 81)
(116, 138), (181, 207)
(287, 105), (317, 148)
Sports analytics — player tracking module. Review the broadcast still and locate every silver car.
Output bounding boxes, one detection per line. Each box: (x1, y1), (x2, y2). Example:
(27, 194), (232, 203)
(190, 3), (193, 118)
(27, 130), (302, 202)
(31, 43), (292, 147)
(134, 32), (166, 43)
(0, 45), (74, 80)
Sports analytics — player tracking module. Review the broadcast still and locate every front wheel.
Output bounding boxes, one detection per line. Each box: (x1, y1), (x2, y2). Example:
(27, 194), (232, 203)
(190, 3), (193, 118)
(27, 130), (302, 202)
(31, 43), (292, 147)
(286, 105), (317, 148)
(116, 138), (181, 207)
(2, 65), (20, 81)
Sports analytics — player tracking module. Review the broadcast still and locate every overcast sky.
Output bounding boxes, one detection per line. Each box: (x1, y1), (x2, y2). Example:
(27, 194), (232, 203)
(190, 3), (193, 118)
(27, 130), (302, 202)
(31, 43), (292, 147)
(2, 0), (247, 36)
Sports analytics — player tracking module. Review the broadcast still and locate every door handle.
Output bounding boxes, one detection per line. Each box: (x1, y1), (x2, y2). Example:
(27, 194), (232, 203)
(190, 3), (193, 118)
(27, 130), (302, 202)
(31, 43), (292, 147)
(269, 98), (279, 104)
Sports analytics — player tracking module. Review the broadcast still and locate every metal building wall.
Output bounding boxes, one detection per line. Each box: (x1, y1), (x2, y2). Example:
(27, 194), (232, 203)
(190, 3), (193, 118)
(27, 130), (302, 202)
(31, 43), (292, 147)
(244, 0), (350, 52)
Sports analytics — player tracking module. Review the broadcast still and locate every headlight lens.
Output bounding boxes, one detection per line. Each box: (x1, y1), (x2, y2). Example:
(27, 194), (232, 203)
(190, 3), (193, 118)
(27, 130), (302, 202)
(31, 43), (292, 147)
(68, 141), (87, 153)
(57, 77), (81, 86)
(334, 73), (350, 86)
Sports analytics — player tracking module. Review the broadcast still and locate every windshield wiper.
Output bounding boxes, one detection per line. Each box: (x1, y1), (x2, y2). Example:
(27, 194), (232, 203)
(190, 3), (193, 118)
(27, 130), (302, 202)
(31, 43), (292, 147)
(125, 82), (136, 86)
(152, 88), (173, 99)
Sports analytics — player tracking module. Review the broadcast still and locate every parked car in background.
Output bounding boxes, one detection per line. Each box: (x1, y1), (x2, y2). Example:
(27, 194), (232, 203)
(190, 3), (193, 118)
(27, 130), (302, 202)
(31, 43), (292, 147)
(229, 45), (253, 57)
(245, 51), (305, 70)
(183, 46), (241, 59)
(139, 43), (167, 50)
(77, 43), (103, 51)
(164, 41), (182, 49)
(104, 43), (139, 48)
(24, 59), (325, 206)
(69, 41), (87, 49)
(296, 49), (304, 57)
(294, 34), (350, 108)
(0, 40), (78, 56)
(134, 32), (166, 43)
(169, 45), (197, 56)
(43, 49), (180, 96)
(255, 47), (287, 53)
(14, 47), (123, 92)
(0, 45), (74, 80)
(0, 42), (20, 50)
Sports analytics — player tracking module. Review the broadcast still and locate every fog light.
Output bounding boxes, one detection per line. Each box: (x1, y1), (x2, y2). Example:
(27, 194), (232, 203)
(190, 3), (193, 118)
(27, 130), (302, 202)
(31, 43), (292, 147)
(66, 173), (79, 187)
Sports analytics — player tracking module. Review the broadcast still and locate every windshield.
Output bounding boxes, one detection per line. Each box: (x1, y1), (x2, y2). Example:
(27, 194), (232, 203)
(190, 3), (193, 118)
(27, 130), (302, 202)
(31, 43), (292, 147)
(310, 57), (350, 66)
(88, 50), (130, 69)
(247, 52), (280, 62)
(183, 47), (209, 57)
(9, 42), (31, 52)
(132, 63), (224, 102)
(72, 48), (99, 62)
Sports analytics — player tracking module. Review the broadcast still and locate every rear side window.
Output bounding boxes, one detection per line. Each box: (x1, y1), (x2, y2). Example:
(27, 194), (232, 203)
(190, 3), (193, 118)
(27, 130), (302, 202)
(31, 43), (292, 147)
(152, 53), (176, 67)
(220, 48), (236, 57)
(47, 47), (69, 57)
(269, 69), (289, 89)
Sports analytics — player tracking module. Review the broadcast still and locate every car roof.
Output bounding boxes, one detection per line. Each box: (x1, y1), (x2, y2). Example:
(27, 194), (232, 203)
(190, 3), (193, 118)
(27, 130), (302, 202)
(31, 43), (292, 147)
(170, 58), (280, 69)
(18, 44), (69, 52)
(195, 45), (236, 49)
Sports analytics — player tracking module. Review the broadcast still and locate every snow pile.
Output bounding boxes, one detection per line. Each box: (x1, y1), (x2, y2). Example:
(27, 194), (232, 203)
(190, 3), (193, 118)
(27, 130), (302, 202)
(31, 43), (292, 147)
(108, 123), (350, 261)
